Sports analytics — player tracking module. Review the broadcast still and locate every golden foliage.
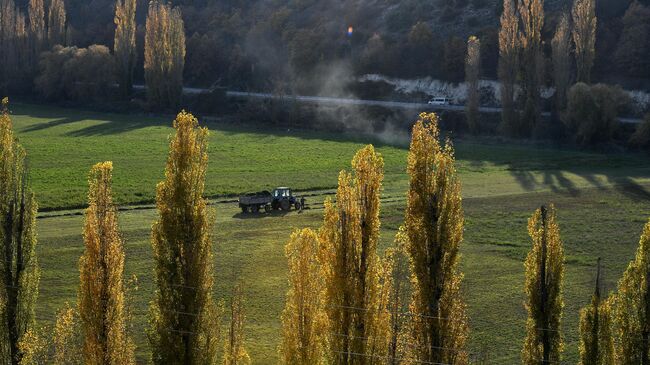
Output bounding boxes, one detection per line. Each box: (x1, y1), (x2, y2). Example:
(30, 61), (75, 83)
(78, 162), (135, 365)
(149, 111), (221, 364)
(17, 327), (48, 365)
(0, 98), (39, 365)
(384, 228), (411, 364)
(518, 0), (545, 134)
(319, 144), (388, 364)
(52, 303), (81, 365)
(572, 0), (597, 84)
(223, 284), (250, 365)
(405, 113), (468, 365)
(613, 219), (650, 364)
(279, 229), (326, 364)
(144, 1), (185, 109)
(578, 262), (614, 365)
(522, 205), (564, 365)
(498, 0), (520, 136)
(114, 0), (137, 97)
(465, 36), (481, 134)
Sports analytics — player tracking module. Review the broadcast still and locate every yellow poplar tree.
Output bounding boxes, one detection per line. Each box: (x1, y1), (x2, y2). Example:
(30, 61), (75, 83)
(572, 0), (597, 84)
(52, 303), (82, 365)
(0, 98), (39, 365)
(114, 0), (137, 97)
(498, 0), (520, 136)
(552, 14), (571, 112)
(385, 228), (410, 365)
(579, 259), (614, 365)
(279, 228), (326, 364)
(405, 113), (469, 365)
(319, 145), (388, 364)
(28, 0), (45, 75)
(465, 36), (481, 135)
(149, 111), (222, 365)
(223, 284), (250, 365)
(522, 205), (564, 365)
(518, 0), (545, 135)
(613, 219), (650, 364)
(47, 0), (66, 47)
(78, 162), (135, 365)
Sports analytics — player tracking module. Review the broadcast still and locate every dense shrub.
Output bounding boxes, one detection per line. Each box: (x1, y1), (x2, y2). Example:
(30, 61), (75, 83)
(35, 45), (114, 101)
(565, 82), (630, 145)
(629, 113), (650, 149)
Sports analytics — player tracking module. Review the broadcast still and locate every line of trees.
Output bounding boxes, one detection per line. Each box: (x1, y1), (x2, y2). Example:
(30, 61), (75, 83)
(2, 96), (650, 362)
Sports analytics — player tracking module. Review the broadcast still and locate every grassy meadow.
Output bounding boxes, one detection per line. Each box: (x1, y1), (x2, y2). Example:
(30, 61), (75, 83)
(10, 102), (650, 363)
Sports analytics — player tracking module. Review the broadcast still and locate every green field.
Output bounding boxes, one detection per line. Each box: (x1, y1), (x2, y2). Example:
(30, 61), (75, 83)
(10, 103), (650, 363)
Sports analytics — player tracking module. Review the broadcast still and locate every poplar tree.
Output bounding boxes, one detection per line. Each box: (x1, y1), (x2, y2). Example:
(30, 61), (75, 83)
(28, 0), (45, 78)
(223, 284), (250, 365)
(144, 1), (185, 109)
(613, 219), (650, 365)
(498, 0), (520, 136)
(405, 113), (469, 365)
(47, 0), (66, 47)
(465, 36), (481, 135)
(149, 111), (222, 365)
(0, 0), (29, 93)
(0, 98), (39, 365)
(522, 205), (564, 365)
(552, 14), (571, 112)
(572, 0), (597, 84)
(279, 229), (326, 365)
(78, 162), (135, 365)
(518, 0), (545, 136)
(579, 259), (614, 365)
(52, 303), (82, 365)
(114, 0), (137, 98)
(320, 145), (388, 364)
(385, 228), (410, 365)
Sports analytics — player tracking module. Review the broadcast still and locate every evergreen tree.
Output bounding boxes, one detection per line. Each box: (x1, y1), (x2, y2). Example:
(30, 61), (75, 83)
(579, 259), (614, 365)
(613, 219), (650, 364)
(465, 36), (481, 135)
(405, 113), (469, 365)
(552, 14), (571, 112)
(144, 1), (185, 109)
(279, 229), (326, 365)
(149, 111), (222, 365)
(522, 205), (564, 365)
(498, 0), (520, 136)
(572, 0), (597, 84)
(0, 98), (39, 365)
(78, 162), (135, 365)
(47, 0), (66, 47)
(114, 0), (137, 98)
(319, 145), (388, 364)
(518, 0), (545, 136)
(223, 284), (250, 365)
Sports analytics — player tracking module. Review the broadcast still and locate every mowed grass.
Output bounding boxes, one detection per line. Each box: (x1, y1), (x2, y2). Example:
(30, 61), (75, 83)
(10, 103), (650, 363)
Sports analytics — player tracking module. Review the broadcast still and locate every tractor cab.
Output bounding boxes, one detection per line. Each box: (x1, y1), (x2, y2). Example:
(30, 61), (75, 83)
(273, 187), (292, 198)
(271, 187), (301, 211)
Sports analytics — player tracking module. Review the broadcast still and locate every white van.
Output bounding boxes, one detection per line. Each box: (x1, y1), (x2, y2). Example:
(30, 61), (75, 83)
(428, 97), (452, 106)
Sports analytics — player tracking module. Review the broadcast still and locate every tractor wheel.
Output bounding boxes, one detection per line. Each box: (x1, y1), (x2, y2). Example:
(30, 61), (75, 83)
(280, 200), (291, 211)
(294, 202), (301, 211)
(264, 204), (271, 213)
(251, 205), (260, 213)
(241, 206), (249, 213)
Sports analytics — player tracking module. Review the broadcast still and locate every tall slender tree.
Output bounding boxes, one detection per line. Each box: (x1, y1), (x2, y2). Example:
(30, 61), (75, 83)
(579, 259), (614, 365)
(279, 229), (326, 365)
(149, 111), (222, 365)
(223, 284), (250, 365)
(572, 0), (597, 84)
(114, 0), (137, 98)
(465, 36), (481, 134)
(144, 1), (185, 109)
(78, 162), (135, 365)
(385, 228), (410, 365)
(522, 205), (564, 365)
(498, 0), (520, 136)
(0, 98), (39, 365)
(518, 0), (545, 136)
(613, 219), (650, 365)
(28, 0), (45, 79)
(320, 144), (388, 364)
(47, 0), (66, 47)
(405, 113), (469, 365)
(552, 14), (571, 112)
